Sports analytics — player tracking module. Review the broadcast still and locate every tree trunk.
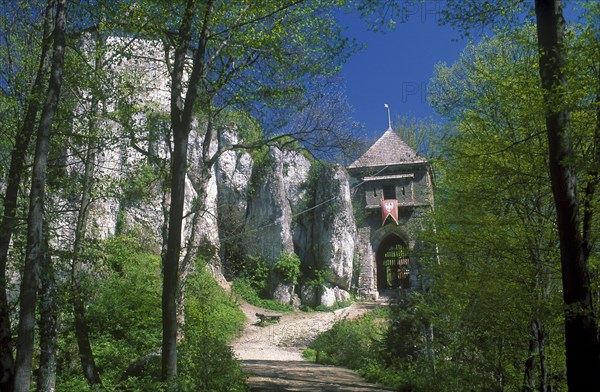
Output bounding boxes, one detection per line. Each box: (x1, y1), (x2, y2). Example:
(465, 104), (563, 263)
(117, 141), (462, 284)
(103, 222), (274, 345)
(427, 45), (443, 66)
(163, 129), (188, 377)
(14, 1), (67, 390)
(162, 5), (192, 376)
(537, 321), (548, 392)
(534, 1), (600, 390)
(37, 224), (57, 392)
(0, 4), (54, 390)
(522, 320), (541, 392)
(177, 161), (218, 337)
(161, 0), (214, 382)
(72, 129), (102, 386)
(71, 37), (103, 387)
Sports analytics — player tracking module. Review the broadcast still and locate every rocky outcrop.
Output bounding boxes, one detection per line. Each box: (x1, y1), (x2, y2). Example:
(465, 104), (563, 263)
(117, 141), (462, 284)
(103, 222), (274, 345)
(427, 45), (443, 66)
(242, 153), (357, 305)
(58, 37), (359, 304)
(311, 165), (356, 290)
(216, 128), (253, 214)
(320, 286), (337, 308)
(244, 147), (310, 263)
(281, 149), (311, 206)
(185, 126), (221, 268)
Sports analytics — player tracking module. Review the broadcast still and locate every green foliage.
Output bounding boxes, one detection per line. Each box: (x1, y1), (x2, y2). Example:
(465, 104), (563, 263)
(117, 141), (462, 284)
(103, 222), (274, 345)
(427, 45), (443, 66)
(304, 267), (328, 289)
(177, 260), (247, 391)
(55, 236), (162, 389)
(120, 162), (162, 205)
(231, 278), (293, 313)
(418, 20), (600, 390)
(178, 334), (247, 391)
(219, 109), (264, 145)
(185, 260), (246, 341)
(241, 255), (270, 295)
(231, 253), (296, 312)
(305, 307), (389, 370)
(274, 252), (301, 285)
(55, 237), (247, 391)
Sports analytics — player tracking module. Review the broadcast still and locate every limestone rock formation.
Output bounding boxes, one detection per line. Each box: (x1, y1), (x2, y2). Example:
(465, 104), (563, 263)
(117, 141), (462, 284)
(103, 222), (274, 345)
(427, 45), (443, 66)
(320, 286), (337, 308)
(216, 128), (253, 214)
(55, 36), (361, 305)
(244, 146), (310, 263)
(300, 285), (318, 308)
(311, 165), (356, 290)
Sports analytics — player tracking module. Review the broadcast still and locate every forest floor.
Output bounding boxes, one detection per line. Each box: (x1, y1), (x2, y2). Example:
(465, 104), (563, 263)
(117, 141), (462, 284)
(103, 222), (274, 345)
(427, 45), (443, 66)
(231, 298), (396, 391)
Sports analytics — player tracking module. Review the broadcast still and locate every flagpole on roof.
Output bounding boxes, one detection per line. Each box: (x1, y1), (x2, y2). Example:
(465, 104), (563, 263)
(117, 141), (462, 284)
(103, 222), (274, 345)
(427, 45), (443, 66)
(384, 103), (391, 130)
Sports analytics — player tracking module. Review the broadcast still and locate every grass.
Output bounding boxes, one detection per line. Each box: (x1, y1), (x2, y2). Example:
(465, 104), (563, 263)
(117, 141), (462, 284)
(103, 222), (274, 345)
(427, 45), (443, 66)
(231, 278), (293, 312)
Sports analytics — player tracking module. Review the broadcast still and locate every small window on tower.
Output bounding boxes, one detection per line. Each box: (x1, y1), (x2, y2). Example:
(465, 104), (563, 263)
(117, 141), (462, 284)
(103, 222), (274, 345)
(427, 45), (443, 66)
(383, 185), (396, 200)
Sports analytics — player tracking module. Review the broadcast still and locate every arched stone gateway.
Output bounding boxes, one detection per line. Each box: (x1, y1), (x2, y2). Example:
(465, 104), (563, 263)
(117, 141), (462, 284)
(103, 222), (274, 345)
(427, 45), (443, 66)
(348, 128), (433, 298)
(376, 234), (410, 290)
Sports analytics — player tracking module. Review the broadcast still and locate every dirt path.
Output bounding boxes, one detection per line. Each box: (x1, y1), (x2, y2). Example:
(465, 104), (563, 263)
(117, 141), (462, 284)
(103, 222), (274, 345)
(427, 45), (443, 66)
(232, 301), (395, 391)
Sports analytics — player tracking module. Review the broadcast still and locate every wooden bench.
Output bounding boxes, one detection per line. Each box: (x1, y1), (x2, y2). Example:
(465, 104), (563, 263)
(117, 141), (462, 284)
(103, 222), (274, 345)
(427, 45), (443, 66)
(255, 312), (282, 324)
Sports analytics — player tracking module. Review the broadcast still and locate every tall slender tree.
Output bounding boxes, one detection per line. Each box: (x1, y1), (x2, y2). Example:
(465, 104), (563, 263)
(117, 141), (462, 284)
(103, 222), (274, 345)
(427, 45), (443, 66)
(0, 3), (54, 389)
(429, 1), (600, 388)
(535, 1), (600, 389)
(14, 1), (67, 390)
(147, 1), (352, 381)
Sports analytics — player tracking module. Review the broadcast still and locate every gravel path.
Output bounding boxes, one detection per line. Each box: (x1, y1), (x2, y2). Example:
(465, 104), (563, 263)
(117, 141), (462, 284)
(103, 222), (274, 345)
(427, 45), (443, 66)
(232, 300), (395, 391)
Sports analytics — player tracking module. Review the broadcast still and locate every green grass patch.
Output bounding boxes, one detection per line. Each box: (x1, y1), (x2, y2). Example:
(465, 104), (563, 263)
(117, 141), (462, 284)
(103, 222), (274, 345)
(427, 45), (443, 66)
(231, 278), (293, 312)
(314, 299), (353, 312)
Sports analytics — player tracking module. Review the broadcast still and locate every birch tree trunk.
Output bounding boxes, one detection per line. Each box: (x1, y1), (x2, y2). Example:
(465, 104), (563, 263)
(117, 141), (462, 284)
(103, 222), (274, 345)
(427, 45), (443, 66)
(14, 1), (67, 390)
(162, 0), (215, 382)
(37, 223), (56, 392)
(0, 4), (54, 390)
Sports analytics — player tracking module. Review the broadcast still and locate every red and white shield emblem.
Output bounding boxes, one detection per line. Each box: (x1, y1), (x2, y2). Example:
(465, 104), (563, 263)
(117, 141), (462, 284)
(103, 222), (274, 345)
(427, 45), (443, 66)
(381, 199), (398, 225)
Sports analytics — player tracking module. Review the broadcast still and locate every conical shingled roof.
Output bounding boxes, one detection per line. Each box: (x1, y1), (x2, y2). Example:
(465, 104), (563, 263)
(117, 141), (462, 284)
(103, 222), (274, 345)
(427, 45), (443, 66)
(348, 128), (426, 169)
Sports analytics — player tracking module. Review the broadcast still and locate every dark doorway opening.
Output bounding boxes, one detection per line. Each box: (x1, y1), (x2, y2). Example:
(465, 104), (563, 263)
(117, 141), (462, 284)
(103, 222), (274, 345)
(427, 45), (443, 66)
(376, 235), (410, 290)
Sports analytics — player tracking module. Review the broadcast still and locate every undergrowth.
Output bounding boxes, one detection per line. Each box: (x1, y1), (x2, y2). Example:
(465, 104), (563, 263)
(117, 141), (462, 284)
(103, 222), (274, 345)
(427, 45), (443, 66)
(56, 235), (248, 391)
(231, 278), (293, 312)
(303, 306), (397, 387)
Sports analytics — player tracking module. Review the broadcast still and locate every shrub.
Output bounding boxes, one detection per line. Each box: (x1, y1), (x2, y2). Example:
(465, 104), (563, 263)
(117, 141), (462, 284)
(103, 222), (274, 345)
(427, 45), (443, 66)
(243, 254), (270, 295)
(306, 307), (389, 369)
(56, 237), (248, 391)
(232, 278), (293, 312)
(274, 252), (300, 285)
(178, 260), (248, 390)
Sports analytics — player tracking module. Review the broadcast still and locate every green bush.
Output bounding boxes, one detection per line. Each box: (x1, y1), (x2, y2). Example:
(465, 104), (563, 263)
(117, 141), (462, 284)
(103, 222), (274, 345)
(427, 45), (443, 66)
(231, 252), (299, 312)
(274, 252), (300, 285)
(86, 236), (163, 388)
(56, 236), (247, 391)
(243, 254), (270, 295)
(232, 278), (293, 312)
(306, 307), (389, 369)
(304, 295), (449, 391)
(178, 263), (247, 390)
(184, 260), (246, 341)
(179, 332), (247, 391)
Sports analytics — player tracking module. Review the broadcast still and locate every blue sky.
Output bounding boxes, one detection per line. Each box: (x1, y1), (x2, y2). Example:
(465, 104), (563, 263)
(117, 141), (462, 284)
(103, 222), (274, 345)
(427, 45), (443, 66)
(337, 2), (469, 139)
(337, 1), (587, 140)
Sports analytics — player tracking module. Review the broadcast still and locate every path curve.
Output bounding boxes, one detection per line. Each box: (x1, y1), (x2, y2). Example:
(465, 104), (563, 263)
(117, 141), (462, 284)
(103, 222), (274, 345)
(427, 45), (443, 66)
(232, 300), (395, 391)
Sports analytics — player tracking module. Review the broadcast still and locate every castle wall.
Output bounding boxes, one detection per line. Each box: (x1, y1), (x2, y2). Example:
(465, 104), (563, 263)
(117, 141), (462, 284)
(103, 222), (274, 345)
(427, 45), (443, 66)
(349, 164), (433, 297)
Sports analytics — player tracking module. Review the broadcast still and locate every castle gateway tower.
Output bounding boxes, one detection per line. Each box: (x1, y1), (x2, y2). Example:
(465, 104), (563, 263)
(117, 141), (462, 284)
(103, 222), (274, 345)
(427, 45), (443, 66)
(348, 128), (433, 298)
